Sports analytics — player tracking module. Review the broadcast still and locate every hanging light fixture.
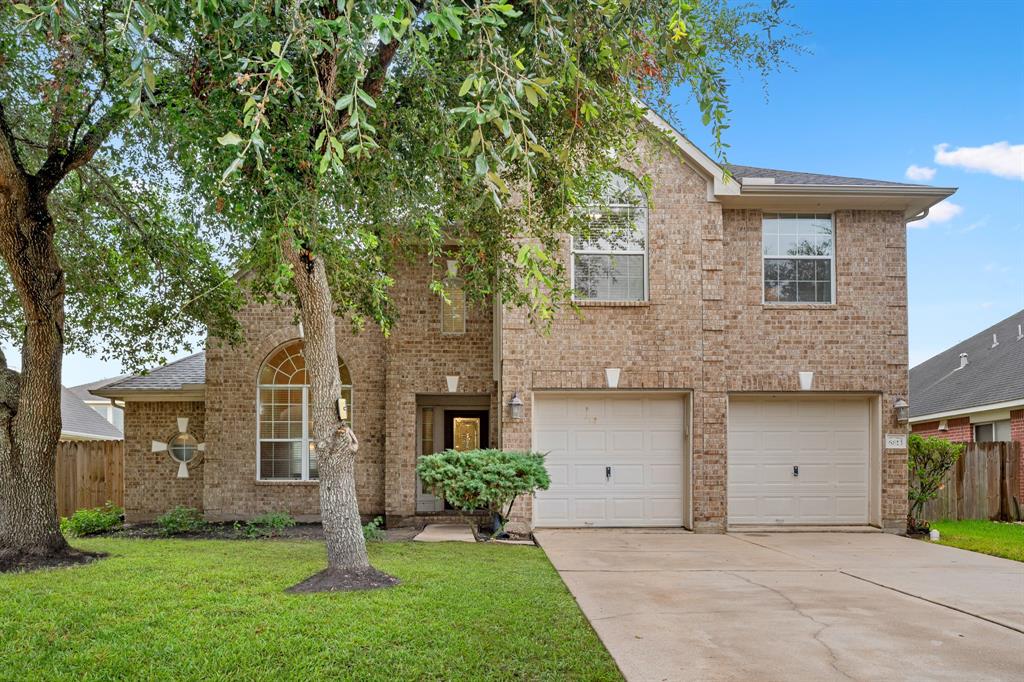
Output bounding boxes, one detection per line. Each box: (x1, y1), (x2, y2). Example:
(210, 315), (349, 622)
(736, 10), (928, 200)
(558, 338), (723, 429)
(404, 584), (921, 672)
(893, 398), (909, 424)
(508, 391), (524, 420)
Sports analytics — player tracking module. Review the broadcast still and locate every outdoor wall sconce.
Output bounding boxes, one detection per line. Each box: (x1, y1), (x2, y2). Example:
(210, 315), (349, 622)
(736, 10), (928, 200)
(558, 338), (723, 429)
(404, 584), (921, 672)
(798, 371), (814, 391)
(446, 375), (460, 393)
(894, 398), (909, 424)
(605, 368), (621, 389)
(508, 391), (524, 420)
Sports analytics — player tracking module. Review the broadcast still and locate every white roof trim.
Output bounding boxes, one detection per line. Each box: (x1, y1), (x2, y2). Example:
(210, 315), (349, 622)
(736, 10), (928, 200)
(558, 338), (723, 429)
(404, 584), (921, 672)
(641, 108), (739, 200)
(909, 397), (1024, 424)
(60, 430), (123, 441)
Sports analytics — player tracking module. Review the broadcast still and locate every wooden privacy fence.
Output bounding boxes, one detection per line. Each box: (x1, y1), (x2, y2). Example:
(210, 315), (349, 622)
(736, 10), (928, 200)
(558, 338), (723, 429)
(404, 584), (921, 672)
(922, 442), (1022, 522)
(55, 440), (124, 519)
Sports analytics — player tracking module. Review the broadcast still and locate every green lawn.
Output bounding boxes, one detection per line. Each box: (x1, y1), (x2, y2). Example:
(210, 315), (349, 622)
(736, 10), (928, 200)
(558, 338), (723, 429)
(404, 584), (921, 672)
(930, 520), (1024, 562)
(0, 539), (621, 681)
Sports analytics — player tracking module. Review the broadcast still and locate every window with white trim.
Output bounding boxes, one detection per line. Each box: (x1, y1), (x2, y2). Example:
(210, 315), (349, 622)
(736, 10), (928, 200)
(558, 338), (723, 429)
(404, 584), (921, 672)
(763, 213), (834, 304)
(257, 340), (352, 481)
(572, 175), (648, 301)
(974, 420), (1010, 442)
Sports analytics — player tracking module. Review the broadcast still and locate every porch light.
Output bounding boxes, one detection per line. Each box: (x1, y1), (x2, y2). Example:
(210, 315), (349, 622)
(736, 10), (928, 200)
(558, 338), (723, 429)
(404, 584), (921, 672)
(894, 398), (909, 424)
(508, 391), (524, 420)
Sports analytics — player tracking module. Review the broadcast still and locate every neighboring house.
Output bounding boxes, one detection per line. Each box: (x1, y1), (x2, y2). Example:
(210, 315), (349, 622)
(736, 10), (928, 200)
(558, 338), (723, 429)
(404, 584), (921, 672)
(67, 376), (127, 432)
(910, 309), (1024, 444)
(95, 112), (954, 533)
(60, 387), (123, 441)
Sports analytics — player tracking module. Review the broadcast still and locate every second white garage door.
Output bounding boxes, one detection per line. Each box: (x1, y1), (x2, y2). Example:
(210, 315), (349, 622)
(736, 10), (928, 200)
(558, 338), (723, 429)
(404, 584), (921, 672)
(728, 396), (870, 525)
(533, 393), (686, 527)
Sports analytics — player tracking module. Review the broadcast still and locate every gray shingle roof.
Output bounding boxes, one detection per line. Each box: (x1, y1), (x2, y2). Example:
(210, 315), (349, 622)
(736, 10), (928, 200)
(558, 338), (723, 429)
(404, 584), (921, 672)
(99, 352), (206, 393)
(67, 375), (129, 402)
(61, 387), (123, 439)
(725, 164), (923, 188)
(909, 309), (1024, 418)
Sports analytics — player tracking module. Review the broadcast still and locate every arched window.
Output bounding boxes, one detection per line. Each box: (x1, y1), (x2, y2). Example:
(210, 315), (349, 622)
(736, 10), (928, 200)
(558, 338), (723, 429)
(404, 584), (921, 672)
(257, 340), (352, 481)
(572, 174), (648, 301)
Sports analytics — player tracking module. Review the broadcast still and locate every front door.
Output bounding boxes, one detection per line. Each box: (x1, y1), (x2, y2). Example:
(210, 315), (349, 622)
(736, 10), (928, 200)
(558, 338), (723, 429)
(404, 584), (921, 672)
(416, 407), (490, 512)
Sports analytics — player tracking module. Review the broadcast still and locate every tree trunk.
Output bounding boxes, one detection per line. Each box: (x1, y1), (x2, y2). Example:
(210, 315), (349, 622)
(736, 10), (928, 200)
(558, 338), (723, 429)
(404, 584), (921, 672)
(282, 237), (370, 571)
(0, 168), (71, 565)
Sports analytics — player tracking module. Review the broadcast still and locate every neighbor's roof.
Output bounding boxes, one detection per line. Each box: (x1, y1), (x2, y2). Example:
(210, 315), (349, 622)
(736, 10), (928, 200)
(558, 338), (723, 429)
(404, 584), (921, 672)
(61, 387), (123, 440)
(724, 164), (923, 188)
(67, 375), (128, 403)
(93, 352), (206, 400)
(909, 308), (1024, 420)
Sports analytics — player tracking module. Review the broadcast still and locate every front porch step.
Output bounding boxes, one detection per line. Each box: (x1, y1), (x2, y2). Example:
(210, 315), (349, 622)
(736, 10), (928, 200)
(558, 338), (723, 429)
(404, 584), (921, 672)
(412, 524), (477, 543)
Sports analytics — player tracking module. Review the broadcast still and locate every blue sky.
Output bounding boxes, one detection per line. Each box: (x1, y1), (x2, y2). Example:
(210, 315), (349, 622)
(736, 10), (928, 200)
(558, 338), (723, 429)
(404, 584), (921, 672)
(9, 0), (1024, 386)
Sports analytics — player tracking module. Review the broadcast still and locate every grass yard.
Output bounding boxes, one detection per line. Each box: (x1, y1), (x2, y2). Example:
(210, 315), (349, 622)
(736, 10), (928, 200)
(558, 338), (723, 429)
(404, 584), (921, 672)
(0, 538), (621, 681)
(929, 520), (1024, 562)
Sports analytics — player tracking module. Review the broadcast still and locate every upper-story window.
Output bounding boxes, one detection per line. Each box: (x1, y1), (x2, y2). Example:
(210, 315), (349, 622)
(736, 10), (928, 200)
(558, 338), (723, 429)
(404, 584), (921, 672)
(763, 213), (834, 304)
(441, 260), (466, 334)
(572, 175), (648, 302)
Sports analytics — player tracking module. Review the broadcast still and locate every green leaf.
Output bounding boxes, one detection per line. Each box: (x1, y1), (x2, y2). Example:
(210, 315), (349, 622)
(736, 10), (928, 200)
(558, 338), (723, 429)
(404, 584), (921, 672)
(334, 94), (354, 110)
(271, 41), (282, 56)
(217, 132), (243, 146)
(474, 152), (488, 176)
(458, 74), (475, 97)
(356, 88), (376, 109)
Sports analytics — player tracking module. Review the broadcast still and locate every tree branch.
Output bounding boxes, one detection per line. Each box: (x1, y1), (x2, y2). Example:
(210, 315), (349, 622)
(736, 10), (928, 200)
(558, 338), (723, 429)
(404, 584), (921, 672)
(0, 102), (29, 188)
(33, 104), (126, 195)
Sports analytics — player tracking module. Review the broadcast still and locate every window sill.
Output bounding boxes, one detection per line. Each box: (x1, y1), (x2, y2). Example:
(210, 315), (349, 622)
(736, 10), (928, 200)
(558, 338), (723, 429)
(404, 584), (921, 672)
(255, 480), (320, 486)
(761, 303), (838, 310)
(574, 300), (651, 308)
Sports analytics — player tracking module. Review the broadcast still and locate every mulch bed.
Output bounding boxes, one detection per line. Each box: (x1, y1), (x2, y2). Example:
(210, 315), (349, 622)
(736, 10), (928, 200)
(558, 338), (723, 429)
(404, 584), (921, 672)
(97, 522), (420, 543)
(286, 566), (400, 593)
(0, 547), (105, 574)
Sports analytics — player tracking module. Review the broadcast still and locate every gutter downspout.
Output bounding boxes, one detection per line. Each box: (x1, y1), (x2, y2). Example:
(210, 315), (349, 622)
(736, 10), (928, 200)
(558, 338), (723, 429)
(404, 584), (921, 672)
(905, 207), (929, 225)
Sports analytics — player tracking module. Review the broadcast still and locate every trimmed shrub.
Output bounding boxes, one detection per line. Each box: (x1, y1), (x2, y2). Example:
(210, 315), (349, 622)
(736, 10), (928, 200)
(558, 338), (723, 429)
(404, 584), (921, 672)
(417, 449), (550, 531)
(60, 503), (124, 537)
(156, 506), (207, 536)
(363, 516), (385, 542)
(908, 433), (964, 532)
(236, 512), (297, 538)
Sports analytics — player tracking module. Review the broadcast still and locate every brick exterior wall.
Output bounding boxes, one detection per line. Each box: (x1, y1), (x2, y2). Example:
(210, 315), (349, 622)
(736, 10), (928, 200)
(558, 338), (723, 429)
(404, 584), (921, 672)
(912, 416), (972, 442)
(200, 260), (494, 522)
(123, 401), (205, 522)
(501, 140), (910, 533)
(122, 138), (912, 532)
(1014, 410), (1024, 502)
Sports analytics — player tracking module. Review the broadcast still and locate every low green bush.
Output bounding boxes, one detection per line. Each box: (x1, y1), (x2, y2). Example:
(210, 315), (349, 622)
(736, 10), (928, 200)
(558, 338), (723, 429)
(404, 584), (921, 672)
(60, 503), (124, 537)
(907, 433), (964, 532)
(235, 512), (297, 538)
(363, 516), (385, 542)
(417, 449), (550, 532)
(155, 506), (207, 536)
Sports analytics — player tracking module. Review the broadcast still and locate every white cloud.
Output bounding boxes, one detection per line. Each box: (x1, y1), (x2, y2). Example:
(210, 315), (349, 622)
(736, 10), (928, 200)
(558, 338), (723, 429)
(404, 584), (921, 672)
(905, 165), (936, 181)
(934, 141), (1024, 180)
(909, 200), (963, 228)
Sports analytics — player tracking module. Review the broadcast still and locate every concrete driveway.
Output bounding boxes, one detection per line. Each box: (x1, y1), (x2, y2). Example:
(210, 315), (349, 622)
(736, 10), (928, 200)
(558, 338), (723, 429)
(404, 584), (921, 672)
(535, 530), (1024, 681)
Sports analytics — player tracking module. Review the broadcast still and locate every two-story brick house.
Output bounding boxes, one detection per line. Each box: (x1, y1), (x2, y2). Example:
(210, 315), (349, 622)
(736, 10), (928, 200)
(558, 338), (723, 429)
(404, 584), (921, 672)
(94, 113), (954, 533)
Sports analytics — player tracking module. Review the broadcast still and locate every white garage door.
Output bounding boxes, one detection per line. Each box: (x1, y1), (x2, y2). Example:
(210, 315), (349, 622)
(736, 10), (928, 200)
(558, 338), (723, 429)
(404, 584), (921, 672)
(728, 396), (870, 525)
(533, 393), (686, 527)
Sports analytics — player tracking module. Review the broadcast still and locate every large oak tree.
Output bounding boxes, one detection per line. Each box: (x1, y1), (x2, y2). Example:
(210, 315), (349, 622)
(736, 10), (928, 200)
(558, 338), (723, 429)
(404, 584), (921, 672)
(0, 1), (241, 569)
(167, 0), (800, 587)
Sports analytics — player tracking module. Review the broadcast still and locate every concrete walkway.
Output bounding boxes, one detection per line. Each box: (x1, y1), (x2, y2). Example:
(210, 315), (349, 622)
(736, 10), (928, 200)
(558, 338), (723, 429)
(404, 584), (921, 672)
(535, 529), (1024, 681)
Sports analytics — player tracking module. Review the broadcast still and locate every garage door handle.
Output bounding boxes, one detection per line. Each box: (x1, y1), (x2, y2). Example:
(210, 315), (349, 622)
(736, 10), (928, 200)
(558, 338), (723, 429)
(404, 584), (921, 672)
(793, 465), (799, 477)
(606, 466), (612, 481)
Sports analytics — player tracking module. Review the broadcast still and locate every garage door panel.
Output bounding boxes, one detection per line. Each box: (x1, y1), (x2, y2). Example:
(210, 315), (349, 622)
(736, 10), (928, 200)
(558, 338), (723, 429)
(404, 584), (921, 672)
(728, 397), (869, 525)
(534, 394), (686, 527)
(535, 429), (568, 452)
(546, 464), (569, 486)
(574, 431), (607, 451)
(649, 463), (682, 486)
(574, 498), (608, 521)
